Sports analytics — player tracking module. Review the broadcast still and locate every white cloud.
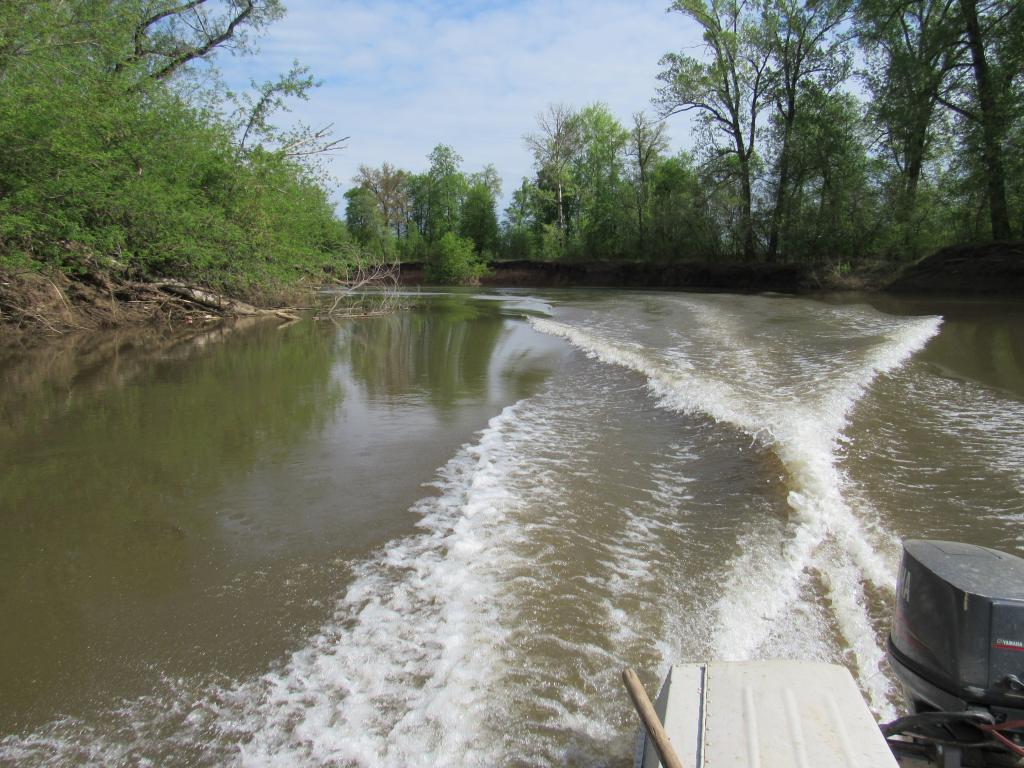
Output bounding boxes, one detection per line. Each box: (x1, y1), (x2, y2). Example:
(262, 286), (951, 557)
(219, 0), (703, 212)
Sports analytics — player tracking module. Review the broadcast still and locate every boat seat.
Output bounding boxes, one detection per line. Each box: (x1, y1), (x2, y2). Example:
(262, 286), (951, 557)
(640, 660), (899, 768)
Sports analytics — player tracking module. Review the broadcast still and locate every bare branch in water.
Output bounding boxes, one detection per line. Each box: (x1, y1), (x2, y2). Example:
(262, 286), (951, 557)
(315, 258), (407, 320)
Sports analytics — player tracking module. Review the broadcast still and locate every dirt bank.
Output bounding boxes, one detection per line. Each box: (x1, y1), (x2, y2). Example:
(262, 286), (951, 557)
(886, 240), (1024, 295)
(402, 245), (1024, 296)
(400, 259), (813, 292)
(0, 270), (298, 345)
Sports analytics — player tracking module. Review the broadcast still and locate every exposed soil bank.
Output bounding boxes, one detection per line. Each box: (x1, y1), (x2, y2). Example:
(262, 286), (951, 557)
(5, 239), (1018, 345)
(400, 259), (814, 292)
(887, 240), (1024, 295)
(402, 241), (1023, 297)
(0, 270), (296, 346)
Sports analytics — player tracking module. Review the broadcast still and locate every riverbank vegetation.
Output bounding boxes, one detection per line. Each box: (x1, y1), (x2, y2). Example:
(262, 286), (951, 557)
(348, 0), (1021, 278)
(2, 0), (1021, 325)
(0, 0), (363, 334)
(343, 147), (496, 283)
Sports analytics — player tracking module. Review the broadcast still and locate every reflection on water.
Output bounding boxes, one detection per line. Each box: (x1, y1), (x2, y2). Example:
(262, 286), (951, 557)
(922, 317), (1024, 399)
(347, 295), (508, 409)
(855, 295), (1024, 400)
(0, 320), (343, 728)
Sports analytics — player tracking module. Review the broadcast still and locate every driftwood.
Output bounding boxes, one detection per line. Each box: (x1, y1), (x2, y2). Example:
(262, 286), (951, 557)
(315, 260), (405, 320)
(0, 270), (302, 339)
(154, 281), (258, 314)
(1, 260), (412, 341)
(153, 280), (299, 321)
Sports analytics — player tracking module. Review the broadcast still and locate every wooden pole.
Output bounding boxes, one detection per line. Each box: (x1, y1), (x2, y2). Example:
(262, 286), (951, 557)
(621, 667), (687, 768)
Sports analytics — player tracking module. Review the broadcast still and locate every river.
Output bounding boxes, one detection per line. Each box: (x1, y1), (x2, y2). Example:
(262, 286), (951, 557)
(1, 289), (1022, 766)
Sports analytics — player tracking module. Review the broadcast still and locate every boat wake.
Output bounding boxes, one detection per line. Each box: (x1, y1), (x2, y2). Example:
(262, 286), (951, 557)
(3, 375), (699, 766)
(531, 301), (941, 715)
(1, 295), (944, 766)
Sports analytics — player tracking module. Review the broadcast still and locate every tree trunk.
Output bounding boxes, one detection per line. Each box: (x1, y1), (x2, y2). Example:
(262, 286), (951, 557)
(896, 115), (929, 250)
(767, 111), (795, 264)
(903, 126), (926, 214)
(732, 121), (757, 262)
(636, 166), (647, 255)
(556, 181), (565, 231)
(740, 159), (756, 262)
(962, 0), (1012, 239)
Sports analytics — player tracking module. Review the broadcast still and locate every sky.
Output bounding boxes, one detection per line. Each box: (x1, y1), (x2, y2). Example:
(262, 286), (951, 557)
(218, 0), (704, 213)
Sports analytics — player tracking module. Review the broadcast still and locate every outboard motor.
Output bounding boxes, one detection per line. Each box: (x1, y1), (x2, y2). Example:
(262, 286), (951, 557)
(886, 540), (1024, 766)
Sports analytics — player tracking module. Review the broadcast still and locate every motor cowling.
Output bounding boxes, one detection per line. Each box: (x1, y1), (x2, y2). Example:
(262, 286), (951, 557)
(889, 540), (1024, 714)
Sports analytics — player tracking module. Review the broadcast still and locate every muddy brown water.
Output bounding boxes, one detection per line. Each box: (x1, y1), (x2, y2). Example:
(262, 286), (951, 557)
(0, 289), (1021, 766)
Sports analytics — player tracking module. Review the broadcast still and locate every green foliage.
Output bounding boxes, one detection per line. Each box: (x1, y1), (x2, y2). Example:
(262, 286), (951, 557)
(236, 61), (317, 153)
(0, 0), (350, 290)
(459, 183), (500, 254)
(773, 91), (880, 265)
(538, 224), (569, 262)
(3, 0), (1021, 289)
(349, 151), (505, 267)
(656, 0), (770, 260)
(501, 227), (536, 261)
(425, 233), (488, 285)
(572, 104), (631, 260)
(349, 0), (1020, 270)
(351, 12), (1021, 273)
(345, 187), (387, 248)
(648, 154), (721, 261)
(424, 144), (467, 241)
(397, 226), (429, 263)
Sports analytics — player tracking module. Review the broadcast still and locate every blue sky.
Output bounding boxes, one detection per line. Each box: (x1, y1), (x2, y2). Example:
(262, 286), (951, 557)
(219, 0), (703, 212)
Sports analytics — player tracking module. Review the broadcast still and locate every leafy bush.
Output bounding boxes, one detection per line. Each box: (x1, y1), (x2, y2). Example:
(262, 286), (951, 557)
(538, 224), (568, 262)
(0, 1), (348, 291)
(424, 233), (488, 285)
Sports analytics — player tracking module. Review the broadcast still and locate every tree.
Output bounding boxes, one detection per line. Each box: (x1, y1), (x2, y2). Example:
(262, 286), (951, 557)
(763, 0), (851, 262)
(117, 0), (285, 81)
(649, 153), (721, 261)
(524, 103), (580, 232)
(628, 113), (670, 254)
(657, 0), (773, 261)
(501, 179), (541, 260)
(505, 179), (537, 231)
(573, 103), (630, 260)
(0, 1), (114, 81)
(778, 89), (877, 263)
(956, 0), (1016, 238)
(0, 0), (354, 294)
(459, 182), (499, 255)
(404, 172), (430, 240)
(425, 232), (487, 285)
(237, 61), (315, 152)
(424, 144), (466, 241)
(468, 163), (502, 199)
(856, 0), (965, 248)
(344, 187), (385, 247)
(354, 162), (410, 237)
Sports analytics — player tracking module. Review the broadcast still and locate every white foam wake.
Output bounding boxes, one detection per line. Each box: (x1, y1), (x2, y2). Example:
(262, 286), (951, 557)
(0, 404), (540, 768)
(530, 309), (941, 714)
(229, 404), (536, 766)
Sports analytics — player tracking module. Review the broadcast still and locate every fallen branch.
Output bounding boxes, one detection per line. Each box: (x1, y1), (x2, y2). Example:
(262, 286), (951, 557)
(153, 280), (261, 315)
(315, 259), (404, 321)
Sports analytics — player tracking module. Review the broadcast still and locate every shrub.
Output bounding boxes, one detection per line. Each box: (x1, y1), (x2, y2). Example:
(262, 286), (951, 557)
(424, 233), (488, 285)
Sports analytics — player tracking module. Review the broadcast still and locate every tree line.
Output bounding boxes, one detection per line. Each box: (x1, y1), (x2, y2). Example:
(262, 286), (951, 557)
(1, 0), (1019, 291)
(343, 146), (497, 282)
(348, 0), (1021, 275)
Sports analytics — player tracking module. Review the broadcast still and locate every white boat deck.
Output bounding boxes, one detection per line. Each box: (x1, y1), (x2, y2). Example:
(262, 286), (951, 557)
(639, 660), (900, 768)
